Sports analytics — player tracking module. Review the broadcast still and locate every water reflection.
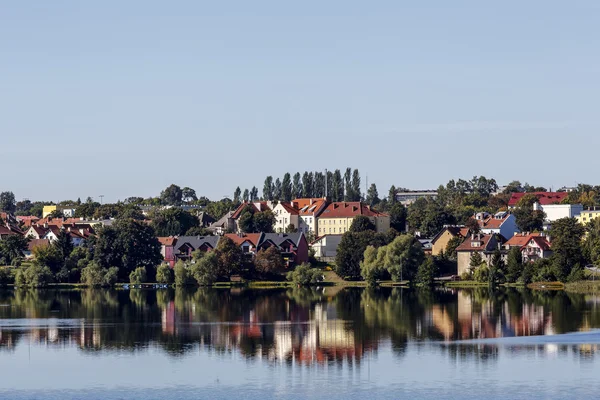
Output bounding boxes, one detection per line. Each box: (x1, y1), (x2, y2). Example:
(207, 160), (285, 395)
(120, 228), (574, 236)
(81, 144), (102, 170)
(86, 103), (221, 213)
(1, 287), (600, 364)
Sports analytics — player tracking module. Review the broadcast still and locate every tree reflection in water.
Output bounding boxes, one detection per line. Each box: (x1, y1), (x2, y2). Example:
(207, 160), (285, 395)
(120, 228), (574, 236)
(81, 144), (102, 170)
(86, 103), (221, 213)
(1, 287), (600, 364)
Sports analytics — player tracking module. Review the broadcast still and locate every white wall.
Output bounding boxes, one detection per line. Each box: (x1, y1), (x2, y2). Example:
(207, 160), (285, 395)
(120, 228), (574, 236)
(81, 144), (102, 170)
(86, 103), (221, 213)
(535, 203), (583, 222)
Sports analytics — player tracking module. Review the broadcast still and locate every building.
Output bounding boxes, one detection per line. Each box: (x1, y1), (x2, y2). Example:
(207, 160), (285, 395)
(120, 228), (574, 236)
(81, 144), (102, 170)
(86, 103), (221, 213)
(260, 233), (309, 267)
(43, 227), (87, 247)
(157, 237), (178, 267)
(272, 202), (300, 233)
(577, 209), (600, 226)
(507, 192), (568, 208)
(533, 203), (583, 230)
(24, 225), (48, 240)
(456, 234), (503, 276)
(430, 226), (470, 256)
(16, 216), (40, 228)
(173, 236), (220, 262)
(395, 190), (438, 206)
(503, 232), (543, 250)
(0, 225), (22, 240)
(23, 239), (50, 259)
(520, 236), (552, 263)
(42, 205), (77, 218)
(310, 235), (343, 260)
(317, 202), (390, 236)
(229, 202), (273, 233)
(475, 211), (518, 240)
(295, 198), (328, 236)
(224, 233), (263, 255)
(207, 211), (235, 235)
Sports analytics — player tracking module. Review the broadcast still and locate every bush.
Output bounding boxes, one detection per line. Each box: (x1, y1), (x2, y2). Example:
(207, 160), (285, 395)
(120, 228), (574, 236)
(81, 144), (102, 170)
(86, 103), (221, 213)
(286, 263), (323, 286)
(174, 260), (194, 286)
(460, 271), (471, 281)
(103, 267), (119, 286)
(80, 262), (119, 287)
(0, 267), (14, 286)
(129, 266), (147, 284)
(156, 263), (174, 284)
(473, 265), (490, 283)
(191, 252), (218, 286)
(14, 264), (53, 287)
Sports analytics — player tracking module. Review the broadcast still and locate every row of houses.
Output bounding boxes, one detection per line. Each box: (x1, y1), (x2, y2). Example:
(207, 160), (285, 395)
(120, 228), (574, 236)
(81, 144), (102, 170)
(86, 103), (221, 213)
(207, 198), (391, 237)
(158, 232), (309, 268)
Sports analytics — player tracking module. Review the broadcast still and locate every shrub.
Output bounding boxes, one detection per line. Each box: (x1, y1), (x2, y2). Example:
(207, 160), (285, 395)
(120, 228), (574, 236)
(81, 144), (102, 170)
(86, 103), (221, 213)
(286, 263), (323, 286)
(0, 267), (14, 286)
(190, 252), (218, 286)
(14, 264), (53, 287)
(473, 265), (490, 283)
(80, 262), (119, 287)
(460, 271), (471, 281)
(174, 261), (194, 286)
(129, 266), (147, 284)
(254, 247), (284, 275)
(156, 263), (174, 284)
(103, 267), (119, 286)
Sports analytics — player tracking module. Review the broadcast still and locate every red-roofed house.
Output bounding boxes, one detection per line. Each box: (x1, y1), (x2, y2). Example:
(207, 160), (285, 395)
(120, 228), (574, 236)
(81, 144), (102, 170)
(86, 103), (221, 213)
(229, 202), (273, 233)
(503, 232), (542, 249)
(16, 216), (40, 228)
(474, 211), (518, 240)
(508, 192), (568, 208)
(272, 202), (300, 233)
(521, 236), (552, 263)
(295, 198), (328, 236)
(158, 237), (178, 267)
(456, 233), (503, 276)
(224, 233), (263, 255)
(0, 225), (22, 240)
(317, 202), (390, 235)
(24, 225), (48, 240)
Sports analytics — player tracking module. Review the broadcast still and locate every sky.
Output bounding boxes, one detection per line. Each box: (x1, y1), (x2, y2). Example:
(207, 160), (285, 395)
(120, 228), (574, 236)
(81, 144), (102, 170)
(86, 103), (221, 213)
(1, 1), (599, 203)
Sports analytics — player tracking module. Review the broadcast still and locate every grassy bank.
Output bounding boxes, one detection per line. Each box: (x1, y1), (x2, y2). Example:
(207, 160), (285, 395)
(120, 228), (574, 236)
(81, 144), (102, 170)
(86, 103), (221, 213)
(564, 280), (600, 293)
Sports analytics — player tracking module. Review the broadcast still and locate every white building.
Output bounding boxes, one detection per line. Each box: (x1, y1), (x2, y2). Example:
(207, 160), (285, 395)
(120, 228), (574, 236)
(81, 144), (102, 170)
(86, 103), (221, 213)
(272, 202), (300, 233)
(476, 211), (518, 240)
(297, 198), (328, 236)
(310, 235), (343, 260)
(533, 203), (583, 230)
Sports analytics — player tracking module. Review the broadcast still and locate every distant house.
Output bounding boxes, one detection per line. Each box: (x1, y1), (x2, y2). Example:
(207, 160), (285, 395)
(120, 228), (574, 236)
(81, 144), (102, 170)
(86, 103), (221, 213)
(577, 209), (600, 226)
(197, 212), (216, 228)
(0, 225), (22, 240)
(295, 198), (328, 236)
(272, 202), (300, 233)
(157, 237), (178, 267)
(317, 202), (390, 236)
(42, 205), (77, 218)
(229, 202), (273, 233)
(260, 233), (309, 267)
(174, 236), (220, 262)
(310, 235), (343, 260)
(503, 232), (543, 250)
(16, 216), (40, 228)
(507, 192), (568, 208)
(430, 226), (470, 256)
(23, 239), (50, 259)
(24, 225), (48, 240)
(455, 233), (503, 276)
(207, 211), (235, 235)
(43, 227), (87, 247)
(520, 236), (552, 263)
(224, 233), (263, 256)
(395, 190), (438, 206)
(474, 211), (518, 240)
(532, 203), (583, 230)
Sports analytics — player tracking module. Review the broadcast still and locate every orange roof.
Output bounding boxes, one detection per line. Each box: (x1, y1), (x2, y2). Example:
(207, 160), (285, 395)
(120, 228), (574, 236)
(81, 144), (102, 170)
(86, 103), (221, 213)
(231, 202), (271, 219)
(456, 234), (496, 252)
(298, 199), (328, 216)
(292, 198), (325, 209)
(28, 239), (50, 251)
(505, 233), (542, 248)
(224, 233), (262, 247)
(319, 202), (387, 219)
(522, 236), (551, 251)
(476, 214), (512, 230)
(157, 237), (177, 246)
(277, 202), (299, 215)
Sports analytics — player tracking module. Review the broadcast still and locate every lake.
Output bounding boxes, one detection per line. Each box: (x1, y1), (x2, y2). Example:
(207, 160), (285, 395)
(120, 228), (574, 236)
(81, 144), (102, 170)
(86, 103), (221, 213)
(1, 287), (600, 399)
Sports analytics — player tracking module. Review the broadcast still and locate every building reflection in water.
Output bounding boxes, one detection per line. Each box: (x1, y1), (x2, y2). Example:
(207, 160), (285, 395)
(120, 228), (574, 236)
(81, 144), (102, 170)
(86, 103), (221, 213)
(1, 287), (600, 365)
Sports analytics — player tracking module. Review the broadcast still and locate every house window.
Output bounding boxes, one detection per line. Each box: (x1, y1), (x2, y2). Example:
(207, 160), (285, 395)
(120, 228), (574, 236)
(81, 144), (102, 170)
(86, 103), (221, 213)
(242, 245), (250, 253)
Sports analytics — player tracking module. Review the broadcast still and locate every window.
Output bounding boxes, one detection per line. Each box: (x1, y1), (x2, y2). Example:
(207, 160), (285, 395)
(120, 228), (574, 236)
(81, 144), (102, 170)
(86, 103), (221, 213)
(242, 245), (250, 253)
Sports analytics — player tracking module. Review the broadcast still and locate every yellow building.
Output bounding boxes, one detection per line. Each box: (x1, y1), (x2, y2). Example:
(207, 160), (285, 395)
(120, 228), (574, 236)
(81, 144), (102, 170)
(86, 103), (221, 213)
(42, 205), (77, 218)
(430, 226), (470, 256)
(316, 202), (390, 235)
(577, 210), (600, 225)
(42, 205), (58, 218)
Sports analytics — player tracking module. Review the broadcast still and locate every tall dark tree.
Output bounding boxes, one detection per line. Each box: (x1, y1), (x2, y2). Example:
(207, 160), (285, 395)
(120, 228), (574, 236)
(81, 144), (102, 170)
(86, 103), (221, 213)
(250, 186), (259, 202)
(326, 171), (333, 199)
(349, 216), (376, 232)
(292, 173), (303, 199)
(238, 206), (256, 233)
(263, 176), (274, 201)
(233, 187), (242, 204)
(302, 172), (314, 198)
(243, 189), (250, 202)
(366, 183), (380, 207)
(181, 187), (197, 203)
(254, 210), (276, 233)
(332, 170), (343, 202)
(0, 191), (16, 214)
(282, 173), (292, 202)
(344, 168), (353, 201)
(0, 235), (29, 265)
(273, 178), (282, 201)
(351, 169), (362, 201)
(550, 217), (586, 281)
(389, 203), (407, 232)
(314, 172), (325, 198)
(54, 230), (74, 264)
(160, 184), (183, 206)
(388, 185), (397, 204)
(505, 247), (523, 283)
(514, 194), (545, 232)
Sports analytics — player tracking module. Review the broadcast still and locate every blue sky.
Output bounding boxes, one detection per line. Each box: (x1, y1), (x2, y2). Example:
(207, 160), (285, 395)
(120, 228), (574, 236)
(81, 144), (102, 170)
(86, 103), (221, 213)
(2, 1), (599, 203)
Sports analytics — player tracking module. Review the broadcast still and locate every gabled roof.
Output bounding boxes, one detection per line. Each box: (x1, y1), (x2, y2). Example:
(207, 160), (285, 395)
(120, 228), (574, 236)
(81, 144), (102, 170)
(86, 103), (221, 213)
(276, 202), (299, 215)
(504, 232), (542, 248)
(26, 226), (48, 237)
(522, 236), (551, 251)
(476, 213), (512, 230)
(292, 198), (326, 209)
(231, 202), (271, 219)
(0, 225), (21, 236)
(175, 235), (220, 251)
(297, 199), (328, 217)
(456, 234), (497, 252)
(261, 233), (306, 247)
(309, 234), (343, 246)
(319, 202), (388, 218)
(224, 233), (263, 247)
(431, 226), (470, 244)
(508, 192), (569, 207)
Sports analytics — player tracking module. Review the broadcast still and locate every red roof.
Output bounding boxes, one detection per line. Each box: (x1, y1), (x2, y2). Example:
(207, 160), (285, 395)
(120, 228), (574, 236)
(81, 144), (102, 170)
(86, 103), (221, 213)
(0, 225), (21, 236)
(157, 237), (177, 246)
(231, 202), (272, 219)
(297, 199), (328, 216)
(277, 202), (299, 215)
(224, 233), (262, 247)
(508, 192), (568, 207)
(477, 215), (511, 230)
(319, 202), (388, 218)
(505, 233), (542, 248)
(292, 198), (326, 209)
(456, 234), (496, 252)
(521, 236), (551, 251)
(28, 239), (50, 251)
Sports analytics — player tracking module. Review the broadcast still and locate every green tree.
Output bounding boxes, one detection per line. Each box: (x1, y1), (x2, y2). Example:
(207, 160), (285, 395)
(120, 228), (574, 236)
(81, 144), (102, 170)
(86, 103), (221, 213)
(383, 235), (425, 283)
(473, 265), (490, 283)
(0, 191), (16, 213)
(54, 230), (74, 263)
(32, 243), (63, 273)
(366, 184), (380, 207)
(174, 260), (194, 286)
(263, 176), (274, 201)
(349, 216), (376, 233)
(160, 184), (183, 205)
(550, 217), (586, 281)
(286, 263), (323, 286)
(254, 246), (284, 275)
(388, 185), (397, 204)
(388, 203), (407, 232)
(273, 178), (282, 201)
(351, 169), (361, 201)
(214, 236), (243, 278)
(513, 194), (546, 232)
(243, 189), (250, 202)
(181, 187), (197, 203)
(584, 218), (600, 266)
(191, 251), (219, 285)
(250, 186), (259, 201)
(233, 187), (242, 204)
(253, 210), (276, 233)
(282, 173), (292, 201)
(15, 264), (52, 287)
(285, 224), (298, 233)
(292, 173), (303, 199)
(332, 170), (344, 202)
(156, 263), (174, 284)
(0, 235), (29, 266)
(302, 172), (314, 198)
(505, 247), (523, 283)
(445, 236), (463, 259)
(336, 231), (392, 279)
(469, 252), (484, 271)
(488, 249), (506, 286)
(151, 208), (200, 236)
(129, 266), (147, 284)
(417, 256), (439, 286)
(238, 207), (256, 233)
(314, 172), (326, 198)
(344, 168), (353, 201)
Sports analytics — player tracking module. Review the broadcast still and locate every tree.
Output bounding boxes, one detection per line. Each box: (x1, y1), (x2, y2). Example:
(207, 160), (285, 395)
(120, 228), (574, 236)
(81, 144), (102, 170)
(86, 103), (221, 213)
(282, 173), (292, 201)
(254, 247), (284, 275)
(302, 172), (314, 198)
(151, 208), (200, 236)
(156, 264), (174, 284)
(488, 249), (506, 286)
(332, 170), (343, 202)
(74, 201), (100, 219)
(204, 199), (234, 221)
(243, 189), (250, 202)
(550, 217), (586, 281)
(314, 172), (325, 198)
(417, 256), (439, 286)
(351, 169), (361, 201)
(349, 216), (376, 233)
(233, 187), (242, 204)
(253, 210), (276, 233)
(129, 267), (147, 284)
(366, 183), (380, 207)
(383, 235), (425, 283)
(389, 203), (407, 232)
(0, 191), (16, 213)
(174, 261), (194, 286)
(286, 263), (323, 286)
(285, 224), (298, 233)
(469, 252), (484, 271)
(54, 230), (74, 264)
(273, 178), (282, 201)
(250, 186), (259, 202)
(505, 247), (523, 283)
(584, 218), (600, 267)
(32, 243), (63, 273)
(238, 206), (256, 233)
(344, 168), (353, 201)
(388, 185), (397, 204)
(182, 187), (197, 203)
(0, 235), (29, 265)
(445, 236), (463, 259)
(336, 230), (393, 279)
(15, 264), (52, 287)
(263, 176), (274, 201)
(191, 251), (219, 285)
(160, 184), (183, 205)
(514, 194), (546, 232)
(48, 209), (64, 219)
(214, 236), (243, 278)
(292, 173), (303, 199)
(94, 219), (162, 280)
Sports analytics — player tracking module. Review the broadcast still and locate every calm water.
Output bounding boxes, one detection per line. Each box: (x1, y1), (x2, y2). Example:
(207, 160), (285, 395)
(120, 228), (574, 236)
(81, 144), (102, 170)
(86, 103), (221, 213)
(1, 287), (600, 399)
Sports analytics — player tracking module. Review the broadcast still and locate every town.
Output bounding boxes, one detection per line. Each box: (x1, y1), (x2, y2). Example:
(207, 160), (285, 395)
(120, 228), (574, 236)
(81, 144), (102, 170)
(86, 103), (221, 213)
(1, 173), (600, 288)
